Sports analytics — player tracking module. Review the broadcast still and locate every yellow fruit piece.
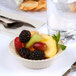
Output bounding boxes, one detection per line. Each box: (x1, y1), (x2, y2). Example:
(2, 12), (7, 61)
(41, 34), (57, 58)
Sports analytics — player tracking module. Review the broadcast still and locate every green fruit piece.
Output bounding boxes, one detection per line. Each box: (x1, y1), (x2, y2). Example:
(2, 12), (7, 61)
(26, 33), (43, 48)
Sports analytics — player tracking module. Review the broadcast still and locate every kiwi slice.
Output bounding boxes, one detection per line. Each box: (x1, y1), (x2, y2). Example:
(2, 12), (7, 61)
(26, 33), (42, 48)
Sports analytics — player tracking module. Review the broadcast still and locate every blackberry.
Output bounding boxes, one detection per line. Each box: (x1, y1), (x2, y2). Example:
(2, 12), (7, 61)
(28, 50), (45, 60)
(19, 30), (31, 43)
(18, 47), (30, 58)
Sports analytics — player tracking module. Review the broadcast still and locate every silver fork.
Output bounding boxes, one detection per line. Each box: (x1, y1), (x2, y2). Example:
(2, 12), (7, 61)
(63, 62), (76, 76)
(0, 16), (35, 29)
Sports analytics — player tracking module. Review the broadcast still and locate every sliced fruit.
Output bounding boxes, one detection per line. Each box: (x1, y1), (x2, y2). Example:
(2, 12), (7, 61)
(26, 33), (43, 48)
(30, 31), (39, 37)
(41, 34), (57, 58)
(14, 37), (23, 51)
(33, 42), (47, 51)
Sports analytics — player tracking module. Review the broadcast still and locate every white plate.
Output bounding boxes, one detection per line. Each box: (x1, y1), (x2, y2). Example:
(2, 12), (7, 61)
(0, 0), (47, 22)
(0, 33), (76, 76)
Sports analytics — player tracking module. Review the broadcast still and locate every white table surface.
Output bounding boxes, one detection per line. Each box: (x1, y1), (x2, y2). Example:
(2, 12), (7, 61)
(0, 24), (76, 76)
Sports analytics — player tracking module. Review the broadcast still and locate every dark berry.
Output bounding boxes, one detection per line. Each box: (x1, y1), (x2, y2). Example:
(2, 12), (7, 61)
(28, 50), (45, 60)
(19, 30), (31, 43)
(18, 47), (30, 58)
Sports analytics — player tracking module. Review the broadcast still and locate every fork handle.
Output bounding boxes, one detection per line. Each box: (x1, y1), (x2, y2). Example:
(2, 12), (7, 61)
(0, 15), (16, 21)
(62, 68), (72, 76)
(0, 15), (35, 28)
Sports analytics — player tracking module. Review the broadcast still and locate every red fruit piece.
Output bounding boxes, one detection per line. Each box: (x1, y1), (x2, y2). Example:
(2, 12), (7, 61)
(14, 37), (23, 51)
(33, 42), (47, 51)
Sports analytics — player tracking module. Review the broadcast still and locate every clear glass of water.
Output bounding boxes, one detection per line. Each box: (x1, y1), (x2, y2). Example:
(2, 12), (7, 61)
(47, 0), (76, 41)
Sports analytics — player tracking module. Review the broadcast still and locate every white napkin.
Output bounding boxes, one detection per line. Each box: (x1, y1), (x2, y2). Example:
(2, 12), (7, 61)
(0, 10), (45, 28)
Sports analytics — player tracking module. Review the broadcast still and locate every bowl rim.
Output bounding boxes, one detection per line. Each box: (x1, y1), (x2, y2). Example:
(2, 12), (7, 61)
(9, 40), (64, 62)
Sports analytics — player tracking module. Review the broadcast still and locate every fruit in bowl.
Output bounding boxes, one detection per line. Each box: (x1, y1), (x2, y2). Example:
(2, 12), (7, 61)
(9, 30), (66, 69)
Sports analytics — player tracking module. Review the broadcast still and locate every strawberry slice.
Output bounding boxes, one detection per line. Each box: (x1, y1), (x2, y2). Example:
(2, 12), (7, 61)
(14, 37), (23, 51)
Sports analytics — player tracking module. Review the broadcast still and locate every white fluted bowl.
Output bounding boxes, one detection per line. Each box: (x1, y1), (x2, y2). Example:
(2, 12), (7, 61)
(9, 40), (64, 69)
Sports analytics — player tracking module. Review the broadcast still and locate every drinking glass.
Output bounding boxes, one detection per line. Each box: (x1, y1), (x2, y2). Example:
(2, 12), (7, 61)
(47, 0), (76, 41)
